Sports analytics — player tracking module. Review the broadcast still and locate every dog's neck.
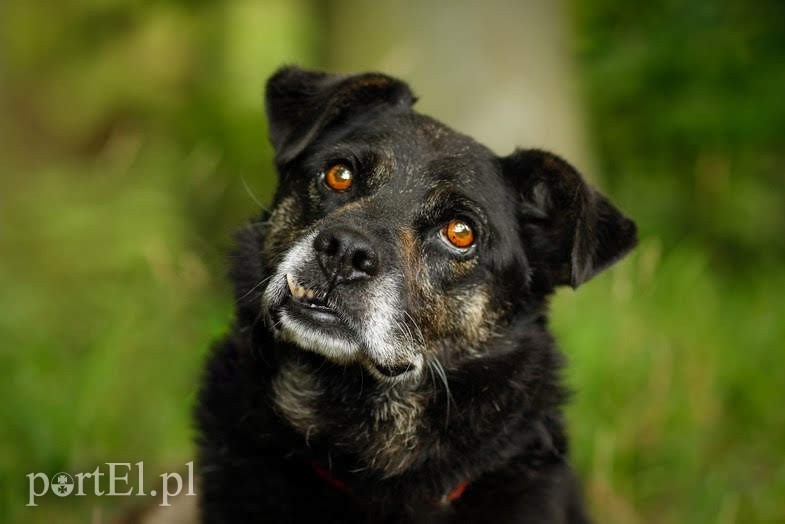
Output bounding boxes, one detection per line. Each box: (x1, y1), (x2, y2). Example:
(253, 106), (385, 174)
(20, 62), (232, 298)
(271, 351), (427, 477)
(267, 315), (567, 487)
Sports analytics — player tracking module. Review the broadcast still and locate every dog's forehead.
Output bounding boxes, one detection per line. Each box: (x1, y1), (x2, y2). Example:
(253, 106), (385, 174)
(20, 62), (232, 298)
(359, 112), (508, 207)
(393, 112), (495, 171)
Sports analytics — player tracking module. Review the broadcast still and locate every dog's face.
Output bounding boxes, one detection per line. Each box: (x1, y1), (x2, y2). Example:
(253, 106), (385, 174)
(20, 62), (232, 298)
(254, 67), (636, 381)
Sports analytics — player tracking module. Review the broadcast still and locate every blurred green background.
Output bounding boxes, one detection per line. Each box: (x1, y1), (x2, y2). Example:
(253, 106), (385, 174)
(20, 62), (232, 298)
(1, 1), (783, 523)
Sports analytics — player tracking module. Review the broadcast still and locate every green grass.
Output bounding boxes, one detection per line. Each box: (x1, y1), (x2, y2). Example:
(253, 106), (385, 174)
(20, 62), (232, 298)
(0, 147), (241, 523)
(553, 242), (785, 523)
(562, 3), (785, 518)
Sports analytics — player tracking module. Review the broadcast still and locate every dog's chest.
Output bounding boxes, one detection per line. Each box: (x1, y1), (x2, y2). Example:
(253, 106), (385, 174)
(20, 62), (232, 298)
(271, 359), (426, 477)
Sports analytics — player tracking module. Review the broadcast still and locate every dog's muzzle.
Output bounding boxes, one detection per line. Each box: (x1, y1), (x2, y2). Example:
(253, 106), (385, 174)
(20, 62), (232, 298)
(263, 228), (422, 380)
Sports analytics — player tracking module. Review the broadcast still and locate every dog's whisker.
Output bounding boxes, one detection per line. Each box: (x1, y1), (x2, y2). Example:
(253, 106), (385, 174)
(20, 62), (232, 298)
(240, 175), (271, 212)
(430, 356), (453, 429)
(394, 318), (416, 353)
(305, 424), (315, 447)
(358, 363), (365, 398)
(403, 311), (425, 346)
(237, 274), (275, 303)
(426, 359), (436, 386)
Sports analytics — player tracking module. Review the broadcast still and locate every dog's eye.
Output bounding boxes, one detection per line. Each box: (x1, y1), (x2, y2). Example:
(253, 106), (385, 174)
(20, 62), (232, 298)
(324, 163), (353, 192)
(441, 219), (474, 249)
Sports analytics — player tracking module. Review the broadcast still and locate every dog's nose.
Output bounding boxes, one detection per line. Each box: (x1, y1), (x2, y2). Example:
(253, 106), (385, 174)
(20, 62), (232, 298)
(314, 226), (379, 285)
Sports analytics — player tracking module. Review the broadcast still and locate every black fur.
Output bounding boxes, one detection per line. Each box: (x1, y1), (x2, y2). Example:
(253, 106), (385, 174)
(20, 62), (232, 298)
(196, 66), (637, 523)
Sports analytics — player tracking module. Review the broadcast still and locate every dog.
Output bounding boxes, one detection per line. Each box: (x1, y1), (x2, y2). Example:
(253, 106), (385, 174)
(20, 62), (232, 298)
(195, 66), (637, 523)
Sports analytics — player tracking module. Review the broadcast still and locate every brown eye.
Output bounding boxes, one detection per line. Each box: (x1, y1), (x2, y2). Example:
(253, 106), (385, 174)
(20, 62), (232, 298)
(324, 163), (353, 191)
(441, 219), (474, 249)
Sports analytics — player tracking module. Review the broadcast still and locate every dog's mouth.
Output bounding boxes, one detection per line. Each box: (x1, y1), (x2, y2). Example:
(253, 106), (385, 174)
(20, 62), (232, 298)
(284, 273), (342, 324)
(275, 273), (418, 379)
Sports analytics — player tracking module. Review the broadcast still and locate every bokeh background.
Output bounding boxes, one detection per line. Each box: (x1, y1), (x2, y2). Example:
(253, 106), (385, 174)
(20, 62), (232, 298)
(1, 1), (784, 523)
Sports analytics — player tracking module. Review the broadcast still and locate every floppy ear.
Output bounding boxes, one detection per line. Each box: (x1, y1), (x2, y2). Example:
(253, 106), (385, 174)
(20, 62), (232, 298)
(265, 66), (416, 164)
(501, 149), (637, 288)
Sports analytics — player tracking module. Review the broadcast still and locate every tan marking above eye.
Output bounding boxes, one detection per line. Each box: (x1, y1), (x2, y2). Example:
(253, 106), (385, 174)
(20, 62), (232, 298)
(324, 163), (353, 191)
(441, 219), (474, 249)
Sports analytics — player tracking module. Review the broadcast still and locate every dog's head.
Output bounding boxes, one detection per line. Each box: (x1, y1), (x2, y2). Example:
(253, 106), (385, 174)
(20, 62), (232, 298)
(253, 67), (636, 381)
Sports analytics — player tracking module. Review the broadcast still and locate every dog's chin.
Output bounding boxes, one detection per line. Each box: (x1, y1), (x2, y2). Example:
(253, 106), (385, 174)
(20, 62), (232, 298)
(275, 311), (423, 383)
(364, 355), (424, 384)
(270, 304), (420, 384)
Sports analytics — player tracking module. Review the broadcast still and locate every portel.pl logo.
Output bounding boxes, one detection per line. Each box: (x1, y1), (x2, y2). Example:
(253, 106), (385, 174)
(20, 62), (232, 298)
(27, 462), (195, 507)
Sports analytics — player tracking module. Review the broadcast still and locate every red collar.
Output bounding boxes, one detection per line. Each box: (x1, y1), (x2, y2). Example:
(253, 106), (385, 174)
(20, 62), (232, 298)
(310, 460), (351, 493)
(439, 478), (470, 505)
(310, 460), (469, 506)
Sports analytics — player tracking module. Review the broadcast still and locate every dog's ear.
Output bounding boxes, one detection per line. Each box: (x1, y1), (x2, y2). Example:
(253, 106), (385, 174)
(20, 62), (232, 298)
(501, 149), (637, 288)
(265, 66), (416, 164)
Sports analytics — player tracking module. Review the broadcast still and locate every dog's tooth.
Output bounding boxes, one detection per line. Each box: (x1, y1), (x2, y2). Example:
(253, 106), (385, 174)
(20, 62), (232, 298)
(305, 289), (314, 299)
(287, 275), (307, 298)
(285, 274), (297, 295)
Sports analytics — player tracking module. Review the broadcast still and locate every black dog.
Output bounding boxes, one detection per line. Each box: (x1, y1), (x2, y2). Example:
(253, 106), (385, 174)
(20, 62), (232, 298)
(196, 66), (637, 523)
